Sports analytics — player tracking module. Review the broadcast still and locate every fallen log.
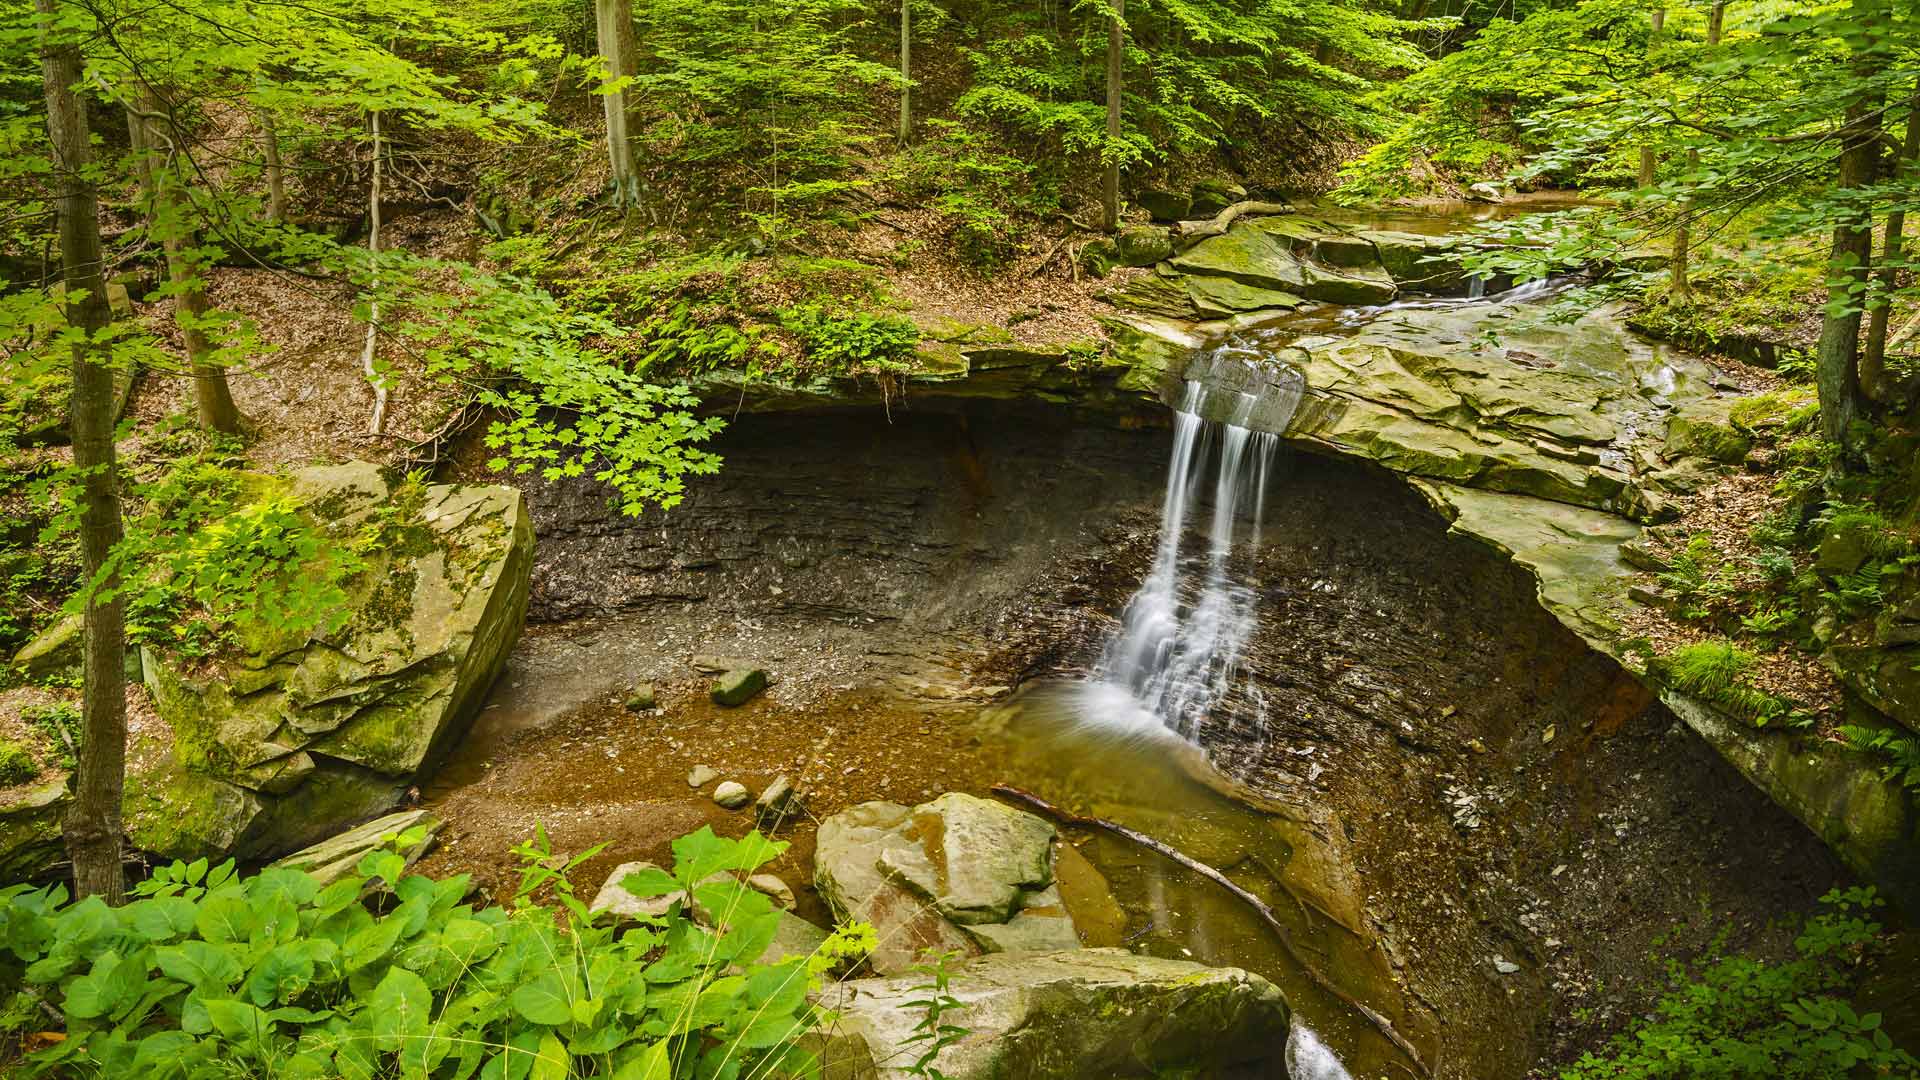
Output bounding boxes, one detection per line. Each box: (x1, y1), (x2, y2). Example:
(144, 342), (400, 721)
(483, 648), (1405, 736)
(991, 783), (1430, 1077)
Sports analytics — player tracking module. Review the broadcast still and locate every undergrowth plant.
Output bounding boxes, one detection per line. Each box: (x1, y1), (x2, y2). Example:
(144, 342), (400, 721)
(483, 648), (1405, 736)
(1559, 887), (1918, 1080)
(899, 950), (968, 1080)
(0, 824), (872, 1079)
(1838, 724), (1920, 801)
(1648, 641), (1807, 729)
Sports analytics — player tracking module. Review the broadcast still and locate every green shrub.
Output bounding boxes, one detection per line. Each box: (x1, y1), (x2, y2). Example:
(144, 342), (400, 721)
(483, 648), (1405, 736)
(0, 739), (34, 786)
(1649, 641), (1806, 729)
(1839, 723), (1920, 798)
(0, 824), (871, 1079)
(778, 303), (920, 374)
(1559, 888), (1918, 1080)
(20, 702), (78, 771)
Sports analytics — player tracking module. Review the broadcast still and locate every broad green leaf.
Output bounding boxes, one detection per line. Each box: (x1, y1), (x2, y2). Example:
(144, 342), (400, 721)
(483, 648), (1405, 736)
(194, 895), (258, 944)
(529, 1031), (569, 1080)
(344, 915), (407, 972)
(511, 970), (575, 1026)
(247, 941), (317, 1005)
(613, 1040), (672, 1080)
(157, 941), (243, 991)
(371, 966), (432, 1052)
(132, 897), (199, 941)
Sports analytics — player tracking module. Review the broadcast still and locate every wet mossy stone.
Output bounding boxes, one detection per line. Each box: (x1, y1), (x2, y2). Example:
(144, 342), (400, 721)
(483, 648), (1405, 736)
(11, 613), (81, 681)
(1113, 226), (1173, 267)
(0, 781), (68, 881)
(816, 949), (1291, 1080)
(1136, 188), (1191, 222)
(711, 668), (768, 706)
(1188, 178), (1248, 216)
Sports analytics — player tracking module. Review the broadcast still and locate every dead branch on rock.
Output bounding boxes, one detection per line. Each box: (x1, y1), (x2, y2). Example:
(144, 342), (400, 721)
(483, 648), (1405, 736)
(991, 783), (1430, 1077)
(1171, 200), (1292, 245)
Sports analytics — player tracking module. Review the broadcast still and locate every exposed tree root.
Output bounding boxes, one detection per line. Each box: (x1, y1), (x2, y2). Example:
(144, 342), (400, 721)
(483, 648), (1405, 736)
(1171, 200), (1293, 246)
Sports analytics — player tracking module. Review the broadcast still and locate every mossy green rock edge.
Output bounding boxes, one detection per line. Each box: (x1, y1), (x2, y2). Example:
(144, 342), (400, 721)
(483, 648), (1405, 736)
(44, 462), (535, 876)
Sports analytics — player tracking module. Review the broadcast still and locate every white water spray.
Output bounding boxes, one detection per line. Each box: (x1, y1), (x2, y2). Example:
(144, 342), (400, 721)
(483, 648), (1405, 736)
(1286, 1023), (1355, 1080)
(1090, 359), (1298, 739)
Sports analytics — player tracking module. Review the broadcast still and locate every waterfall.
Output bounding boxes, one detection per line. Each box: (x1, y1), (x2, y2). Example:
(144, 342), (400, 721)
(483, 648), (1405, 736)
(1286, 1023), (1355, 1080)
(1090, 353), (1299, 739)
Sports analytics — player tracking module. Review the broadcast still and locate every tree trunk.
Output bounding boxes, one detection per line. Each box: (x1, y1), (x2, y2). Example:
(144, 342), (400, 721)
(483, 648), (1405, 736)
(137, 94), (243, 434)
(1101, 0), (1123, 233)
(261, 111), (287, 223)
(39, 0), (128, 906)
(1862, 85), (1920, 401)
(1637, 7), (1664, 187)
(1816, 78), (1884, 448)
(593, 0), (640, 204)
(897, 0), (911, 145)
(362, 108), (388, 436)
(1669, 2), (1724, 302)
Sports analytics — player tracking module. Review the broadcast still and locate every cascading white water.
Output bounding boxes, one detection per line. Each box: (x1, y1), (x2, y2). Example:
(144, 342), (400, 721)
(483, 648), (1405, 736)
(1089, 360), (1295, 739)
(1286, 1023), (1355, 1080)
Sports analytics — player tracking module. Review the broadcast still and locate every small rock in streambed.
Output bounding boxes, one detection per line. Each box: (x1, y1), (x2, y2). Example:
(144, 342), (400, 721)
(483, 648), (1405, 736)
(711, 668), (768, 707)
(691, 654), (755, 674)
(625, 683), (657, 711)
(1492, 956), (1521, 975)
(713, 781), (751, 810)
(687, 764), (719, 789)
(747, 873), (796, 910)
(755, 774), (802, 827)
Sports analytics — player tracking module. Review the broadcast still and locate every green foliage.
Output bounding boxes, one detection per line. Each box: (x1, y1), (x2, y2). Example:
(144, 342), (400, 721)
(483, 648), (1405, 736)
(1648, 641), (1806, 729)
(19, 702), (78, 771)
(1839, 723), (1920, 803)
(0, 739), (36, 786)
(900, 950), (969, 1080)
(0, 825), (866, 1079)
(777, 303), (920, 374)
(1559, 888), (1918, 1080)
(84, 458), (364, 661)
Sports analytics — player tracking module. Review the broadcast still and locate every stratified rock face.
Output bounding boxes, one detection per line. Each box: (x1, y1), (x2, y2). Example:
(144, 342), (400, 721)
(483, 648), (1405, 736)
(129, 462), (533, 862)
(814, 949), (1291, 1080)
(814, 795), (1094, 974)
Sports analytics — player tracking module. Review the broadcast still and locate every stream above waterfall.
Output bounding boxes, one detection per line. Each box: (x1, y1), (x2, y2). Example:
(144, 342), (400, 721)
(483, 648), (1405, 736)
(421, 206), (1852, 1078)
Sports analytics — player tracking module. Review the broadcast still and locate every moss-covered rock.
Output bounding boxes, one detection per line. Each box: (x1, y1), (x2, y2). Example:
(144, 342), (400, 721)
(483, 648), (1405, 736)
(816, 949), (1290, 1079)
(0, 782), (68, 881)
(1135, 188), (1192, 222)
(128, 462), (532, 864)
(1110, 227), (1171, 268)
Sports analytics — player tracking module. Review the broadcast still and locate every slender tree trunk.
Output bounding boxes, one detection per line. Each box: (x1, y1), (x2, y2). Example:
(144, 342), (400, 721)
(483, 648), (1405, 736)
(1670, 2), (1724, 302)
(1638, 7), (1664, 187)
(136, 94), (243, 434)
(897, 0), (911, 145)
(1101, 0), (1123, 233)
(1863, 84), (1920, 401)
(1816, 82), (1884, 448)
(260, 111), (286, 223)
(362, 108), (387, 436)
(593, 0), (640, 203)
(39, 0), (127, 906)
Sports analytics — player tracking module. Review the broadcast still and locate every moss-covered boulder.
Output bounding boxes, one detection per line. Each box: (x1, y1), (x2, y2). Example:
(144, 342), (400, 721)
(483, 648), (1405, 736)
(136, 462), (533, 861)
(813, 949), (1291, 1079)
(1113, 226), (1173, 267)
(0, 782), (67, 881)
(1169, 219), (1397, 306)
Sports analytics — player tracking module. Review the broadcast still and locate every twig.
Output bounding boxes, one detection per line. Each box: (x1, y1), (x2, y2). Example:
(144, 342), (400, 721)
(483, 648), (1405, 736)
(991, 784), (1430, 1077)
(362, 107), (388, 437)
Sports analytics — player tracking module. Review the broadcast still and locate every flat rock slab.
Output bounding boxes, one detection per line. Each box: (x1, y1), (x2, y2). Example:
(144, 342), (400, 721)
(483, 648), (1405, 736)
(813, 949), (1291, 1080)
(271, 809), (441, 886)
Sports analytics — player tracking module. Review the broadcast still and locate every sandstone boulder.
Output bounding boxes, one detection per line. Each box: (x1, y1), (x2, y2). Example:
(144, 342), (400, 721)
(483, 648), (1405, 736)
(812, 949), (1291, 1079)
